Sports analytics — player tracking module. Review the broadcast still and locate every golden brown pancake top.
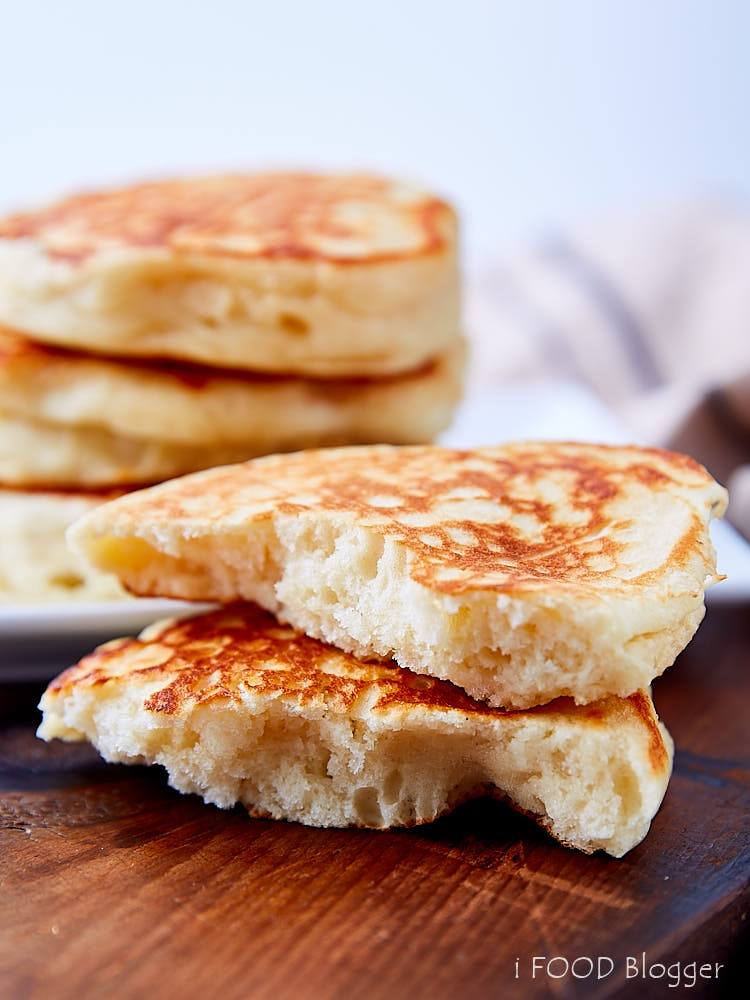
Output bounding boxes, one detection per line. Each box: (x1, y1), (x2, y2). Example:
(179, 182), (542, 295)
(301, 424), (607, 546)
(47, 604), (495, 717)
(102, 443), (723, 596)
(47, 604), (662, 752)
(0, 483), (130, 501)
(0, 174), (454, 264)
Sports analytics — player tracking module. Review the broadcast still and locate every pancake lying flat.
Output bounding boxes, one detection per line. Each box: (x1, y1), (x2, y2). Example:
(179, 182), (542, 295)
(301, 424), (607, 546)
(0, 487), (125, 602)
(0, 410), (263, 488)
(69, 442), (727, 709)
(0, 328), (463, 450)
(37, 604), (673, 857)
(0, 173), (459, 376)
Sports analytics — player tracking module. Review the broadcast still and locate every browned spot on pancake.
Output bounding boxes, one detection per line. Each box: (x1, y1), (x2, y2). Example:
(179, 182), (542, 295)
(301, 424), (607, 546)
(0, 482), (131, 501)
(47, 638), (133, 692)
(0, 328), (31, 364)
(0, 477), (162, 496)
(123, 442), (716, 596)
(0, 174), (453, 265)
(47, 605), (669, 766)
(628, 690), (670, 772)
(49, 604), (500, 719)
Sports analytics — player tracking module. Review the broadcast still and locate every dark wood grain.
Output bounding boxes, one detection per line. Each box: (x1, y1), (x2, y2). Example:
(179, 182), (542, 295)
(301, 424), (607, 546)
(1, 603), (748, 1000)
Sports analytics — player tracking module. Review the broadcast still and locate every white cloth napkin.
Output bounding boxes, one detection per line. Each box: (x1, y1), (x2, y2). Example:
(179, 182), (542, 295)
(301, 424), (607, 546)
(466, 197), (750, 538)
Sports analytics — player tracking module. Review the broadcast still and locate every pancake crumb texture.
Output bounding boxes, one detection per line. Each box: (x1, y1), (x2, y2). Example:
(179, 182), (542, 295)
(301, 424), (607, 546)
(37, 605), (673, 857)
(70, 442), (728, 708)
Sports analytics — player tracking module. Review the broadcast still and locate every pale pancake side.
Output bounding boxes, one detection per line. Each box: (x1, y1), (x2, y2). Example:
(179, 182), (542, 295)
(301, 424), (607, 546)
(0, 328), (464, 447)
(0, 411), (265, 488)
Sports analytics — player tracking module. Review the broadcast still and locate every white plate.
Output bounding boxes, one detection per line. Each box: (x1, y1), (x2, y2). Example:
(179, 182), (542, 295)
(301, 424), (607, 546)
(0, 600), (214, 682)
(0, 598), (212, 640)
(3, 381), (748, 679)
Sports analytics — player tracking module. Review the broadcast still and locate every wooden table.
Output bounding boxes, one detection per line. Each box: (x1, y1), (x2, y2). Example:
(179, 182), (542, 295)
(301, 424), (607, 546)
(1, 602), (748, 999)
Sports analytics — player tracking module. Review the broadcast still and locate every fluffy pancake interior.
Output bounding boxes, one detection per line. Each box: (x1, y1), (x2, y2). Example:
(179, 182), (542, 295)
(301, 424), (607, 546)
(37, 605), (673, 857)
(69, 442), (728, 709)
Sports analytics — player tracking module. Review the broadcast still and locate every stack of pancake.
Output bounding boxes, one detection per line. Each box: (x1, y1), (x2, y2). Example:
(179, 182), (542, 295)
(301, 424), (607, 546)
(39, 441), (727, 856)
(0, 174), (463, 601)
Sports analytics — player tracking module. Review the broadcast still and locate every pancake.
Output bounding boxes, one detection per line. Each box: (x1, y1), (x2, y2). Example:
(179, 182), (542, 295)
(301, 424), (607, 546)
(0, 411), (265, 488)
(0, 487), (126, 602)
(37, 604), (674, 857)
(0, 173), (459, 376)
(0, 328), (464, 448)
(69, 442), (727, 709)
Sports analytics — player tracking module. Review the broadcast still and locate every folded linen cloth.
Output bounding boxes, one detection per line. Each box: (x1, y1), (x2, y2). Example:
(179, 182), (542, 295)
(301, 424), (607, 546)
(467, 197), (750, 538)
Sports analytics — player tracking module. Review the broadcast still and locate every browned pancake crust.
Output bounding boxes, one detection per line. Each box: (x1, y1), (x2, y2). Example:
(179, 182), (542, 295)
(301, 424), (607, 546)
(0, 483), (130, 501)
(47, 603), (667, 761)
(0, 174), (454, 264)
(117, 443), (720, 596)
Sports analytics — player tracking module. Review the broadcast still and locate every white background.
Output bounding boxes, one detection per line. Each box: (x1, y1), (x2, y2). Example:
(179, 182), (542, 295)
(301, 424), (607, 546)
(2, 0), (748, 268)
